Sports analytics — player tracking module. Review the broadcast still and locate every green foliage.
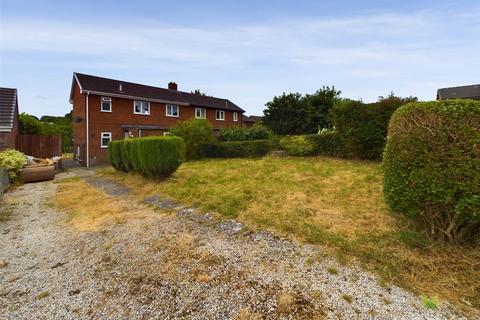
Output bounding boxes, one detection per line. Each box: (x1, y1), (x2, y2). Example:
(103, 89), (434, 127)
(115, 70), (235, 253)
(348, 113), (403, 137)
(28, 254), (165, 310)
(108, 137), (186, 179)
(263, 87), (341, 135)
(0, 149), (26, 182)
(108, 141), (123, 171)
(422, 295), (440, 309)
(280, 136), (316, 156)
(331, 94), (417, 160)
(135, 136), (186, 179)
(170, 119), (214, 160)
(219, 126), (247, 142)
(383, 99), (480, 243)
(19, 111), (73, 153)
(19, 113), (43, 134)
(219, 123), (273, 142)
(304, 130), (348, 158)
(204, 140), (271, 158)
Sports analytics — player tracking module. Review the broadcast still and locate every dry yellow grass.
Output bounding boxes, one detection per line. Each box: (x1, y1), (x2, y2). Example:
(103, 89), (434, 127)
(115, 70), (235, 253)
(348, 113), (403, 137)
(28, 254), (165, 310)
(52, 178), (134, 231)
(97, 156), (480, 313)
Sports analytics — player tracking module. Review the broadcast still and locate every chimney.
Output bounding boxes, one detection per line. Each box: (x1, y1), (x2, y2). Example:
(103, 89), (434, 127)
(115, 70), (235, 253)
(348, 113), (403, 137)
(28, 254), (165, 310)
(168, 82), (178, 91)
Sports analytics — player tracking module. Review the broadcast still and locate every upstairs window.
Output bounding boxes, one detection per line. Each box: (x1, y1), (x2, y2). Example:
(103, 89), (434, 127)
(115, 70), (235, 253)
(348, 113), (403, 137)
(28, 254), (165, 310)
(166, 104), (179, 117)
(216, 110), (225, 121)
(195, 107), (206, 119)
(233, 112), (238, 122)
(134, 100), (150, 115)
(101, 97), (112, 112)
(100, 132), (112, 148)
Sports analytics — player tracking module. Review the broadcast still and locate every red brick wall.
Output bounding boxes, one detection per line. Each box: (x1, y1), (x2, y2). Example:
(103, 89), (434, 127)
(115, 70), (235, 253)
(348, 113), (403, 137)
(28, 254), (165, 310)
(71, 82), (243, 165)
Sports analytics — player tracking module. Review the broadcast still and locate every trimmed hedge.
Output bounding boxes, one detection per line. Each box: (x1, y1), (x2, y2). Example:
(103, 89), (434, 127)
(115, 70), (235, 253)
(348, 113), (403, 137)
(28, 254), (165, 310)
(108, 140), (124, 171)
(279, 131), (348, 157)
(204, 140), (271, 158)
(109, 136), (186, 179)
(170, 119), (215, 160)
(331, 95), (416, 160)
(383, 99), (480, 243)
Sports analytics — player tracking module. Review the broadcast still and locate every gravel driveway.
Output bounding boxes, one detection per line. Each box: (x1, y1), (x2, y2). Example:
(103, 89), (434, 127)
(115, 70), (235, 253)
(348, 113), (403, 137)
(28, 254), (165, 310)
(0, 170), (467, 320)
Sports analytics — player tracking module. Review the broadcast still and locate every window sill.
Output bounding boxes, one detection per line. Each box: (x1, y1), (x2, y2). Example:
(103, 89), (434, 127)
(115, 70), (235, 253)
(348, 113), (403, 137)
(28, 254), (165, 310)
(101, 110), (112, 113)
(133, 112), (150, 116)
(166, 114), (180, 117)
(100, 146), (108, 148)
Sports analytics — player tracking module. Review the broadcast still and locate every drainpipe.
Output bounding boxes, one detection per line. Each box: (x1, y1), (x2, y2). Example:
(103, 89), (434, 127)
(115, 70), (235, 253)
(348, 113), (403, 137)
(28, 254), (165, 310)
(86, 92), (90, 168)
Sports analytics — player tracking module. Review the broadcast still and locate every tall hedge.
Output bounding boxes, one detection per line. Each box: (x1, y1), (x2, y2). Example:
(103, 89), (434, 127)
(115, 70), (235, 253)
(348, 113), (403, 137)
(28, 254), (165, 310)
(331, 95), (417, 160)
(108, 136), (186, 179)
(108, 140), (123, 171)
(383, 99), (480, 243)
(136, 136), (186, 179)
(278, 131), (347, 157)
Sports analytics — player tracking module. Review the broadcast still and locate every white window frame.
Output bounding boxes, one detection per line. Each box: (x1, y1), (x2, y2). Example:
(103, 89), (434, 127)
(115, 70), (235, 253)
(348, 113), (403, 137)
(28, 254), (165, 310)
(100, 132), (112, 148)
(101, 97), (112, 112)
(166, 104), (179, 117)
(216, 110), (225, 121)
(233, 112), (238, 122)
(133, 100), (150, 115)
(195, 107), (206, 119)
(163, 131), (172, 136)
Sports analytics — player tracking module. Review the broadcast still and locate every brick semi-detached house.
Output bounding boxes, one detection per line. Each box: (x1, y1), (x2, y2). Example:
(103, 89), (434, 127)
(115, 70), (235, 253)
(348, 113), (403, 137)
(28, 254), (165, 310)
(70, 73), (245, 167)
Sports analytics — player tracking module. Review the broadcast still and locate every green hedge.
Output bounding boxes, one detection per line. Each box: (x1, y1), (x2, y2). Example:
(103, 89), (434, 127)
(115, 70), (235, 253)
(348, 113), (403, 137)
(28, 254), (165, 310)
(170, 119), (215, 160)
(204, 140), (271, 158)
(331, 95), (416, 160)
(383, 99), (480, 243)
(279, 131), (348, 157)
(108, 140), (124, 171)
(109, 136), (186, 179)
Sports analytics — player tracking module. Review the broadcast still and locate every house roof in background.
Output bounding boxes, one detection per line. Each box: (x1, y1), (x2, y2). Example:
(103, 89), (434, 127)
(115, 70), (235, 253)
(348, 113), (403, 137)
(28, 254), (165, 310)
(0, 87), (18, 131)
(437, 84), (480, 100)
(71, 72), (245, 113)
(242, 115), (256, 123)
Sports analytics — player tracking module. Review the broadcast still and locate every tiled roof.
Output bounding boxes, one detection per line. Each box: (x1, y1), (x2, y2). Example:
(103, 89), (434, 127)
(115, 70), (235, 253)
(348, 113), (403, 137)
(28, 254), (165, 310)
(0, 88), (17, 131)
(72, 73), (245, 112)
(437, 84), (480, 100)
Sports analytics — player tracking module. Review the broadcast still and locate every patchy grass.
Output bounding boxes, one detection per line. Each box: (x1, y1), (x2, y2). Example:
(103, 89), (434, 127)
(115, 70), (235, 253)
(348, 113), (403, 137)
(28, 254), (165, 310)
(0, 202), (15, 222)
(98, 156), (480, 312)
(36, 291), (50, 300)
(51, 179), (137, 231)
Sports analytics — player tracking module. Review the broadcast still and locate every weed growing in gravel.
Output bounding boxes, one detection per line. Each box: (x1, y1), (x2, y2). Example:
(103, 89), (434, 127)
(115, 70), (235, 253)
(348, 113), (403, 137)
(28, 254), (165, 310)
(422, 295), (440, 309)
(327, 267), (338, 275)
(342, 294), (353, 303)
(0, 203), (14, 222)
(36, 291), (50, 300)
(0, 260), (8, 268)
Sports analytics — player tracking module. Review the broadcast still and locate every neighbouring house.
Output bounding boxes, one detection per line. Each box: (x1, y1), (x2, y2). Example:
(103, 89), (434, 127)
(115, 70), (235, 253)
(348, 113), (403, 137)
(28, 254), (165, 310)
(0, 88), (19, 150)
(70, 72), (245, 167)
(242, 115), (262, 128)
(437, 84), (480, 100)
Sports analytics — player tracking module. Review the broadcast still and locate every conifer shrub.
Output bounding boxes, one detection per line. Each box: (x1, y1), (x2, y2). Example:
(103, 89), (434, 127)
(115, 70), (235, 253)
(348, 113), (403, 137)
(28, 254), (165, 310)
(108, 140), (123, 171)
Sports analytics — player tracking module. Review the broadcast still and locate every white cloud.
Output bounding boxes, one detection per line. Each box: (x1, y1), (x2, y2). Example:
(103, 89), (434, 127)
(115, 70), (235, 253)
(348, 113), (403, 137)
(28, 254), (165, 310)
(1, 9), (479, 116)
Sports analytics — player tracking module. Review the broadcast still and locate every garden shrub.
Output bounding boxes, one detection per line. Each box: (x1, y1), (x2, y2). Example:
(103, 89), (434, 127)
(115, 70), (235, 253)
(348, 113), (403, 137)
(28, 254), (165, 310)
(219, 124), (273, 142)
(170, 119), (214, 160)
(280, 136), (316, 156)
(134, 136), (186, 179)
(383, 99), (480, 243)
(331, 94), (417, 160)
(304, 130), (348, 158)
(204, 140), (271, 158)
(0, 149), (26, 182)
(120, 139), (133, 172)
(108, 140), (123, 171)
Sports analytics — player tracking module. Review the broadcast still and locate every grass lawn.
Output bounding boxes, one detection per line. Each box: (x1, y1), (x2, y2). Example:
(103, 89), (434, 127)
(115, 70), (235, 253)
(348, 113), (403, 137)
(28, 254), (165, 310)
(99, 156), (479, 312)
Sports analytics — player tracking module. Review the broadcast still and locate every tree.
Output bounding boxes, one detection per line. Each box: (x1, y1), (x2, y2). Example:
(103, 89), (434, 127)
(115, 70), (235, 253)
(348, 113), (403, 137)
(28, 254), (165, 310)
(262, 87), (341, 135)
(170, 119), (214, 159)
(19, 113), (43, 134)
(263, 93), (306, 135)
(304, 86), (341, 131)
(191, 89), (206, 96)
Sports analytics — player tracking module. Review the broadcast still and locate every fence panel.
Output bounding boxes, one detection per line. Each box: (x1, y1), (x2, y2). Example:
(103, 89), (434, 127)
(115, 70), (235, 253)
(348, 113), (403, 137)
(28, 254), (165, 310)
(16, 134), (62, 159)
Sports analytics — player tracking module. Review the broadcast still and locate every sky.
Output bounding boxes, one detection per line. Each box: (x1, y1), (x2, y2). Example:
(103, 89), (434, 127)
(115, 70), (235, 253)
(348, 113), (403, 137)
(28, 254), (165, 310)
(1, 0), (480, 117)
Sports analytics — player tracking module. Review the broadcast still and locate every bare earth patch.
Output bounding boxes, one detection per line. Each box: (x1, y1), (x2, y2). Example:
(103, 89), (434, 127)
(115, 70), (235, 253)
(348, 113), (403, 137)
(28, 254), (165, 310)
(0, 169), (469, 319)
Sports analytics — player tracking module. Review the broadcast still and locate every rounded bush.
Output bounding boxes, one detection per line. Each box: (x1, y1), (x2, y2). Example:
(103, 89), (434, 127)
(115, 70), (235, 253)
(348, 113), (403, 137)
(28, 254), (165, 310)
(170, 119), (214, 160)
(134, 136), (186, 179)
(383, 99), (480, 243)
(280, 136), (315, 156)
(0, 149), (26, 182)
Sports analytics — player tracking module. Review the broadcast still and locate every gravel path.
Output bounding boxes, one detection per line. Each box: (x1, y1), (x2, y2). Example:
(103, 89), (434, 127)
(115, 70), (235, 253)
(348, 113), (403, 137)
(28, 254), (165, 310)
(0, 171), (468, 320)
